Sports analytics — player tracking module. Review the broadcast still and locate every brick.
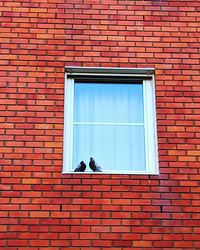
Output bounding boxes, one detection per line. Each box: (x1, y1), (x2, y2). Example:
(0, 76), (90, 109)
(50, 240), (70, 247)
(49, 225), (70, 232)
(18, 232), (38, 239)
(174, 241), (193, 248)
(29, 240), (49, 246)
(29, 225), (49, 233)
(1, 1), (200, 249)
(154, 241), (173, 248)
(133, 241), (153, 247)
(9, 211), (29, 217)
(121, 233), (140, 240)
(71, 239), (91, 247)
(30, 211), (50, 218)
(51, 212), (70, 218)
(0, 204), (19, 211)
(8, 240), (28, 246)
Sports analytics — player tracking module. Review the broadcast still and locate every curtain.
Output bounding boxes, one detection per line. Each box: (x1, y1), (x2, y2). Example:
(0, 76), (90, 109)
(73, 82), (146, 171)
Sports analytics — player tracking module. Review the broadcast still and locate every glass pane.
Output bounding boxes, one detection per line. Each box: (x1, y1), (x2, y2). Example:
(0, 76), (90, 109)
(73, 124), (146, 171)
(74, 82), (144, 123)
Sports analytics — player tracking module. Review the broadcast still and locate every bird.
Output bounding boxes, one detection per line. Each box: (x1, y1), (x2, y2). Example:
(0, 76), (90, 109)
(74, 161), (86, 172)
(89, 157), (102, 172)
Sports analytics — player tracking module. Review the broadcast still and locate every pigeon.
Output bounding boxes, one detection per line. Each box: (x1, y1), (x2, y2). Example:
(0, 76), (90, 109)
(74, 161), (86, 172)
(89, 157), (102, 172)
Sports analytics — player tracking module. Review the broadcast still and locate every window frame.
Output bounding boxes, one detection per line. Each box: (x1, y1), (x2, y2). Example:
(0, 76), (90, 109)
(63, 67), (159, 175)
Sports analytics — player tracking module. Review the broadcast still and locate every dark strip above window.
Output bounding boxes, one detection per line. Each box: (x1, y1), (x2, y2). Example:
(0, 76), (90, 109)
(65, 66), (155, 78)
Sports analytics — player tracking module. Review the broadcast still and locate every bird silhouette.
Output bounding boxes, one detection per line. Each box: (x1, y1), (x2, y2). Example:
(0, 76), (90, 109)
(89, 157), (102, 172)
(74, 161), (86, 172)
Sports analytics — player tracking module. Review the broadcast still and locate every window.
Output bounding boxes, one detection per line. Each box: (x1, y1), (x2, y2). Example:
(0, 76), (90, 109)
(63, 67), (158, 174)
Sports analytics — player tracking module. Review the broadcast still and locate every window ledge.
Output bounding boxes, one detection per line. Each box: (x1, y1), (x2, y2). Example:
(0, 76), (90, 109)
(62, 171), (159, 175)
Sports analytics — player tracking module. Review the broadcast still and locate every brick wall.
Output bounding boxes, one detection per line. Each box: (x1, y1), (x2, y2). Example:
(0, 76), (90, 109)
(0, 0), (200, 249)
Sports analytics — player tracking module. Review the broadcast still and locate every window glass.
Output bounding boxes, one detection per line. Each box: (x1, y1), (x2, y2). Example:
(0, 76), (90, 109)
(73, 124), (145, 171)
(73, 82), (146, 171)
(74, 83), (144, 123)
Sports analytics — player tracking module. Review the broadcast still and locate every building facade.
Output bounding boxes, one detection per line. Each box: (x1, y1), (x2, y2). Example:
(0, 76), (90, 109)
(0, 0), (200, 249)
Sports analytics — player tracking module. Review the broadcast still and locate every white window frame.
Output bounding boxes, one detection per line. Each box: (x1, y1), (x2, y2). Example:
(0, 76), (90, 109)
(63, 67), (159, 175)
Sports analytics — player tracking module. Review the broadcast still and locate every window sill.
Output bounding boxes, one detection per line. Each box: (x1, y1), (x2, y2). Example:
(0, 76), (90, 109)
(62, 170), (159, 175)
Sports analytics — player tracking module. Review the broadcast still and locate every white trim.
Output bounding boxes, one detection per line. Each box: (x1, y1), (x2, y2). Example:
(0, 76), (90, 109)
(63, 76), (74, 173)
(143, 80), (150, 174)
(73, 122), (144, 126)
(143, 79), (159, 175)
(151, 74), (159, 174)
(63, 68), (159, 175)
(62, 170), (158, 175)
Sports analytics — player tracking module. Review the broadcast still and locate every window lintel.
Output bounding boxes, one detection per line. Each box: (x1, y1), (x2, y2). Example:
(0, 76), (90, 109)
(65, 66), (155, 78)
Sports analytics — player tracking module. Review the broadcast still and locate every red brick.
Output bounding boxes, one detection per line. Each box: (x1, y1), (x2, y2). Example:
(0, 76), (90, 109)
(49, 225), (70, 233)
(1, 1), (200, 249)
(121, 233), (140, 240)
(29, 225), (49, 233)
(133, 241), (153, 247)
(71, 239), (91, 247)
(18, 232), (38, 239)
(8, 240), (28, 246)
(112, 240), (132, 247)
(29, 240), (49, 246)
(51, 212), (70, 218)
(154, 241), (173, 248)
(0, 204), (19, 211)
(0, 232), (17, 239)
(30, 211), (50, 218)
(174, 241), (193, 248)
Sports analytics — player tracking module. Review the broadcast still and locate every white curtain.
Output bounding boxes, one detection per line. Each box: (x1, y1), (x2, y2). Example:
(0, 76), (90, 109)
(73, 82), (146, 171)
